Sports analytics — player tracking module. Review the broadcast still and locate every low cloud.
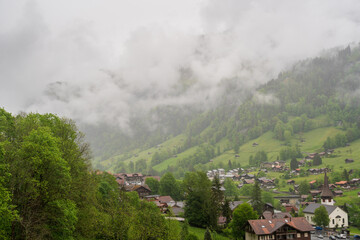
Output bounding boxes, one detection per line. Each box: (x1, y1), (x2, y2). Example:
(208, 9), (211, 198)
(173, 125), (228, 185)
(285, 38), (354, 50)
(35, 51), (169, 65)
(2, 0), (360, 130)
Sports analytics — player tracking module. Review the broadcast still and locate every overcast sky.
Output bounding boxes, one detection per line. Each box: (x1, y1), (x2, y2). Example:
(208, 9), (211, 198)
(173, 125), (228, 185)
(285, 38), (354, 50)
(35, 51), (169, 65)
(2, 0), (360, 129)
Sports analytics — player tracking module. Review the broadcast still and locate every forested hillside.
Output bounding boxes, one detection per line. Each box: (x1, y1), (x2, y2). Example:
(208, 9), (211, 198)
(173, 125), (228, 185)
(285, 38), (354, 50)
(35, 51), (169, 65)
(100, 45), (360, 177)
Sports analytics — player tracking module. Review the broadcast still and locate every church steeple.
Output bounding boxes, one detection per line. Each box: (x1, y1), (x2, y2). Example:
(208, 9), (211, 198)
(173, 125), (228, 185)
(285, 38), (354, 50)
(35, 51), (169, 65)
(320, 171), (334, 205)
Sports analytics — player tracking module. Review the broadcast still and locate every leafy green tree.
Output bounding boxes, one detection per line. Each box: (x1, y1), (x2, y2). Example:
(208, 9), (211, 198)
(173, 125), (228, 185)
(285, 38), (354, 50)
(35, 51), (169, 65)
(347, 201), (360, 228)
(228, 203), (258, 239)
(181, 219), (190, 240)
(239, 184), (253, 196)
(313, 205), (330, 228)
(262, 191), (274, 206)
(145, 177), (160, 195)
(183, 172), (212, 228)
(224, 178), (239, 197)
(128, 200), (167, 240)
(160, 172), (181, 200)
(298, 181), (310, 195)
(0, 145), (17, 239)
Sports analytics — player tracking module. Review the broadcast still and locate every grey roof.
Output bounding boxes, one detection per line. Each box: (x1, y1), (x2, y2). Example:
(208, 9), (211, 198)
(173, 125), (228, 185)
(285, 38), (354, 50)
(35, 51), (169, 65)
(303, 203), (337, 214)
(230, 201), (244, 211)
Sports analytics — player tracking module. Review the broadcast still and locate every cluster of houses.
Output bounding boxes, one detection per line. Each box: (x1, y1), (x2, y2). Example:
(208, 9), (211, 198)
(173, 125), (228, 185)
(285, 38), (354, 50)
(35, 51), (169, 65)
(260, 161), (288, 172)
(206, 168), (243, 180)
(206, 169), (276, 189)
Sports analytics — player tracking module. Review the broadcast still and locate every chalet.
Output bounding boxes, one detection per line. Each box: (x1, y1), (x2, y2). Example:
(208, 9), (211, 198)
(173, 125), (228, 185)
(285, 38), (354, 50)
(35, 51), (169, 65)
(245, 217), (313, 240)
(258, 177), (275, 188)
(125, 184), (151, 198)
(349, 178), (360, 186)
(229, 201), (244, 212)
(261, 211), (292, 220)
(335, 181), (349, 188)
(169, 201), (184, 216)
(333, 190), (343, 197)
(309, 190), (321, 197)
(261, 162), (273, 169)
(284, 204), (298, 213)
(309, 180), (316, 188)
(345, 158), (354, 164)
(358, 192), (360, 198)
(244, 179), (255, 185)
(276, 161), (286, 167)
(252, 142), (259, 147)
(300, 195), (309, 201)
(298, 159), (306, 167)
(264, 203), (275, 213)
(287, 180), (295, 185)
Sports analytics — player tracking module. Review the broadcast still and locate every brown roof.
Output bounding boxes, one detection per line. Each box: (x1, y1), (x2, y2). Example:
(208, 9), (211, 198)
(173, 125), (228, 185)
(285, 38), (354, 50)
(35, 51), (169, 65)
(321, 172), (334, 198)
(248, 217), (313, 235)
(158, 196), (174, 203)
(244, 179), (255, 184)
(144, 176), (161, 181)
(262, 211), (273, 219)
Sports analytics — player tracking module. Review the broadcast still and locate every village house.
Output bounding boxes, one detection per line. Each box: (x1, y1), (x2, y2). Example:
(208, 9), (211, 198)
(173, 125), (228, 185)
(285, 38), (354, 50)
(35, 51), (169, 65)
(333, 190), (343, 197)
(245, 217), (314, 240)
(261, 211), (292, 220)
(349, 178), (360, 186)
(287, 180), (295, 185)
(345, 158), (354, 164)
(124, 184), (151, 198)
(335, 181), (349, 188)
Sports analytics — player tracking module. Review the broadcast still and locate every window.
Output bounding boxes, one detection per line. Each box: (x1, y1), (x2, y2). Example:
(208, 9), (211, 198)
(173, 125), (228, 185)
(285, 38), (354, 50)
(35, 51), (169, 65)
(304, 233), (308, 237)
(297, 233), (301, 238)
(333, 219), (335, 224)
(343, 218), (344, 223)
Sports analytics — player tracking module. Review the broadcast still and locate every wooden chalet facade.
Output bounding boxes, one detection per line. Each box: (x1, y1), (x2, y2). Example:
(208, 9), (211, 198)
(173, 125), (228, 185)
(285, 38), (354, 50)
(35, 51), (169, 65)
(245, 217), (313, 240)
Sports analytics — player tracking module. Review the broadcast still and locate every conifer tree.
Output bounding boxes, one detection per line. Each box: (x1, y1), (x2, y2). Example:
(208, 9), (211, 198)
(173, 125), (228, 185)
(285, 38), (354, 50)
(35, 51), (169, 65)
(251, 179), (263, 215)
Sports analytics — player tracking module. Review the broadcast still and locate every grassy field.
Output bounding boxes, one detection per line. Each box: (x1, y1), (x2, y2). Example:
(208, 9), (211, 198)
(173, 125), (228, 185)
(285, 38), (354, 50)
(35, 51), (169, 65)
(349, 226), (360, 235)
(179, 223), (230, 240)
(334, 189), (360, 206)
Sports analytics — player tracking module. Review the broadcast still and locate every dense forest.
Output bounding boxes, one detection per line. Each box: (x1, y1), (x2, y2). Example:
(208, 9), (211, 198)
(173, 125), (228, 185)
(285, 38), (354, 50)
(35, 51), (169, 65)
(99, 44), (360, 176)
(0, 110), (182, 239)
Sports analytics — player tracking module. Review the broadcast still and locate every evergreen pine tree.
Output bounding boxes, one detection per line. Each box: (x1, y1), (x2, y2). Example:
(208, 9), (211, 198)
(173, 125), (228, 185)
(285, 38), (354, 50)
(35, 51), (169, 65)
(251, 179), (263, 215)
(290, 157), (298, 170)
(204, 228), (213, 240)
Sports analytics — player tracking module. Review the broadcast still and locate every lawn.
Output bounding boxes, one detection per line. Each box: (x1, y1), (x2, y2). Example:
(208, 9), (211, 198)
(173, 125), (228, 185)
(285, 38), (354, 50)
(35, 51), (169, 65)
(179, 223), (230, 240)
(349, 226), (360, 236)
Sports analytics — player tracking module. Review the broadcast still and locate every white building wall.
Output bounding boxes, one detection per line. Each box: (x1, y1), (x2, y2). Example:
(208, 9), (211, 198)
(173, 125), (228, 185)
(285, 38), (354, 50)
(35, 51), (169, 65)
(328, 208), (348, 228)
(304, 207), (348, 228)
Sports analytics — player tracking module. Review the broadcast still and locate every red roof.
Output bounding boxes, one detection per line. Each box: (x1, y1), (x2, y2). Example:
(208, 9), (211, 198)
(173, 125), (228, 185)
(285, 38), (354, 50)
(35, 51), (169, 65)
(335, 181), (348, 185)
(248, 217), (313, 235)
(309, 180), (316, 184)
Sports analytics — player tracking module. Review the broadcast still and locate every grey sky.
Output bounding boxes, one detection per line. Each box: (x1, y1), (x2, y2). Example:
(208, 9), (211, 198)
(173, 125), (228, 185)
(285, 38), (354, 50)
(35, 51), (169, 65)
(1, 0), (360, 129)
